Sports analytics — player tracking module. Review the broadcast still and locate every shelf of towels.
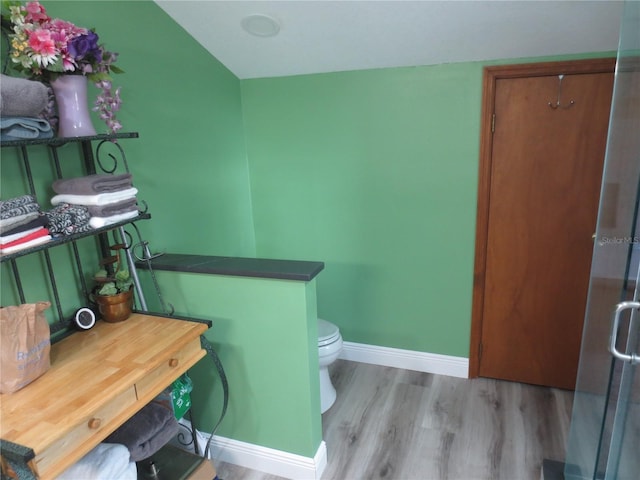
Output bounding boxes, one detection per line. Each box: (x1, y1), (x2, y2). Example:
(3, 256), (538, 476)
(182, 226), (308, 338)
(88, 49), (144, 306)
(0, 74), (54, 142)
(0, 173), (146, 260)
(0, 75), (138, 145)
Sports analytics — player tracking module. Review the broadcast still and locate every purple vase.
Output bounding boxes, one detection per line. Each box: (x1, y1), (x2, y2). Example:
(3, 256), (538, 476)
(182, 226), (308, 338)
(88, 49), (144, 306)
(50, 75), (97, 138)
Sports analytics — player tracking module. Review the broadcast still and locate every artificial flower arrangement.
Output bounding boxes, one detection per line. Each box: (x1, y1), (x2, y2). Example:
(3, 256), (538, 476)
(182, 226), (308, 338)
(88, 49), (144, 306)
(1, 0), (123, 133)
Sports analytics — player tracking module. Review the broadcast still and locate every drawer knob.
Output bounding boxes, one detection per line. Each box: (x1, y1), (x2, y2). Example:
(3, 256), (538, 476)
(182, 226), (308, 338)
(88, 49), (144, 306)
(169, 358), (179, 368)
(88, 418), (102, 429)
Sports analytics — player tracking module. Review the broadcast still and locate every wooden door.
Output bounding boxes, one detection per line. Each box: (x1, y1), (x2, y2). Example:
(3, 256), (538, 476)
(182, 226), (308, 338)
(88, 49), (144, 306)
(470, 60), (615, 390)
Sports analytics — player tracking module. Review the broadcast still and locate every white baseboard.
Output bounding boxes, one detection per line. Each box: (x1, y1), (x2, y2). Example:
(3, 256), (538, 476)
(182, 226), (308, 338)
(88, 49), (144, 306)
(339, 341), (469, 378)
(211, 436), (327, 480)
(209, 436), (326, 480)
(174, 420), (327, 480)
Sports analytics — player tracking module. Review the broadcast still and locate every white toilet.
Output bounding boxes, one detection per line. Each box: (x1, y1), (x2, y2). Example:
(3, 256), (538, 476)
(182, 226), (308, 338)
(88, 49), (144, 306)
(318, 318), (343, 414)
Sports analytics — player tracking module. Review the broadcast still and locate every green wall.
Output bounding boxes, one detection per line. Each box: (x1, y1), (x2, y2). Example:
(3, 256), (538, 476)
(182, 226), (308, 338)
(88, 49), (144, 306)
(241, 64), (482, 357)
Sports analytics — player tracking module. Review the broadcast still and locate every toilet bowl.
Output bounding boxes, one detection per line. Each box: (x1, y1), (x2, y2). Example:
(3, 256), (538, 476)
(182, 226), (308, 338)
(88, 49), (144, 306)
(318, 318), (343, 414)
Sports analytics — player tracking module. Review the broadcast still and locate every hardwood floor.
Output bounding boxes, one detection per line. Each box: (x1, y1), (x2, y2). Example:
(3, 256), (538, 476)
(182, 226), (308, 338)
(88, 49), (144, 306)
(215, 359), (574, 480)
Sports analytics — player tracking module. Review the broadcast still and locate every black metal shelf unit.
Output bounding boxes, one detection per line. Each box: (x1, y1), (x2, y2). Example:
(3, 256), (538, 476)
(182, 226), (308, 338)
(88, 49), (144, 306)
(0, 132), (151, 338)
(1, 131), (227, 472)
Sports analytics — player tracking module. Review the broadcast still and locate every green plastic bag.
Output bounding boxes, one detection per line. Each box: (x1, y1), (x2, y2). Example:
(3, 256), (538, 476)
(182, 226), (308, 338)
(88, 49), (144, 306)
(171, 373), (193, 420)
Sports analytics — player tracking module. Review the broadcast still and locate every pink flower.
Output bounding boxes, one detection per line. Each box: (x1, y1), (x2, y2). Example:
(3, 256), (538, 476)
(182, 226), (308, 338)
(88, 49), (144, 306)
(27, 28), (57, 66)
(49, 19), (87, 43)
(24, 1), (49, 24)
(60, 52), (77, 71)
(50, 19), (83, 34)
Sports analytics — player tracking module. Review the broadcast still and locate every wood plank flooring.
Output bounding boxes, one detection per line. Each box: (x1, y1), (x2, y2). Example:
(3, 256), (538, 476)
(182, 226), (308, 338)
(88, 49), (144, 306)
(214, 359), (573, 480)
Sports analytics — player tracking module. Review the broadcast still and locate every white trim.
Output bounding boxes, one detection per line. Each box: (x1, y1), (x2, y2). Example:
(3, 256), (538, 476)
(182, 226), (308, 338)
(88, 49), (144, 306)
(339, 341), (469, 378)
(203, 433), (327, 480)
(175, 420), (326, 480)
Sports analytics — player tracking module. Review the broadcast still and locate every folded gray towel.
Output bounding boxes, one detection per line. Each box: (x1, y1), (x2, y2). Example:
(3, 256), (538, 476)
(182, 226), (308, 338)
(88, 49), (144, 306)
(87, 198), (138, 217)
(0, 74), (48, 117)
(0, 116), (53, 141)
(52, 173), (133, 195)
(105, 390), (179, 462)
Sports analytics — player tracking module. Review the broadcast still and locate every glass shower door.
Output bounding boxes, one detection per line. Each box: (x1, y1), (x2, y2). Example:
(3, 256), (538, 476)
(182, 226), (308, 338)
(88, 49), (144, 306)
(564, 2), (640, 479)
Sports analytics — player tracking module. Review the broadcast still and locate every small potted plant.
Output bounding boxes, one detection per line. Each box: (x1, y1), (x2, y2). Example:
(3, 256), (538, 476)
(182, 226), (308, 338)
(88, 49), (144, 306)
(92, 244), (134, 323)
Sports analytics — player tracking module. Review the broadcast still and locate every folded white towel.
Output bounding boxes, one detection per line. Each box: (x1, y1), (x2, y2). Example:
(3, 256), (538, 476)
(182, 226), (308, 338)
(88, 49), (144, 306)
(57, 443), (136, 480)
(89, 210), (139, 229)
(51, 188), (138, 207)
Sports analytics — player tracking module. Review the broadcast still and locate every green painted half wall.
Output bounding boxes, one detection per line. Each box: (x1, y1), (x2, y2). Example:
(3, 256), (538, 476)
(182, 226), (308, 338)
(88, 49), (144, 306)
(139, 269), (322, 458)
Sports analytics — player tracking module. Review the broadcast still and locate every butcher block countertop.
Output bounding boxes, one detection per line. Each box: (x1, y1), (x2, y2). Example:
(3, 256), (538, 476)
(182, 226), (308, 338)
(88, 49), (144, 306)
(0, 313), (208, 479)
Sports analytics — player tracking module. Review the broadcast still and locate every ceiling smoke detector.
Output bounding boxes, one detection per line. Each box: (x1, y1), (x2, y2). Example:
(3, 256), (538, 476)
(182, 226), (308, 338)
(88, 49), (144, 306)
(241, 14), (281, 37)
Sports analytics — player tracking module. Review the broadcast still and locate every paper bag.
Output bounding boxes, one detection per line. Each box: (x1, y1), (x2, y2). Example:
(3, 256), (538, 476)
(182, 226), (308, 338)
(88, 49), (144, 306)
(0, 301), (51, 394)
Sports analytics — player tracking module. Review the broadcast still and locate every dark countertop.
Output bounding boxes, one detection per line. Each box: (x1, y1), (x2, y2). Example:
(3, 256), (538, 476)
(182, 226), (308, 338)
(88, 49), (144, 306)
(136, 253), (324, 282)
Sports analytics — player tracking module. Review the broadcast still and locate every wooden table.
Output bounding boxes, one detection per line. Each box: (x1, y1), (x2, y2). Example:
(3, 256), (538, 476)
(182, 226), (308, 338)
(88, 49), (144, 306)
(0, 313), (208, 479)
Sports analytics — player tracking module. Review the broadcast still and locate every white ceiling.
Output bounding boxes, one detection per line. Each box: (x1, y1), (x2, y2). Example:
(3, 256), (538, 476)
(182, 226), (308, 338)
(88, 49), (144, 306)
(155, 0), (624, 79)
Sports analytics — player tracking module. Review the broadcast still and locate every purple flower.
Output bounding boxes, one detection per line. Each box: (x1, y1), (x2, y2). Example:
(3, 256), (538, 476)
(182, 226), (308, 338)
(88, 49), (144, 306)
(68, 31), (102, 63)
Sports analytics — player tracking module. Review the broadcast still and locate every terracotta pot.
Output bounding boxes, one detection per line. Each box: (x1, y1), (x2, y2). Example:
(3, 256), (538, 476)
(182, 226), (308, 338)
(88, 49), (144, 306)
(94, 288), (133, 323)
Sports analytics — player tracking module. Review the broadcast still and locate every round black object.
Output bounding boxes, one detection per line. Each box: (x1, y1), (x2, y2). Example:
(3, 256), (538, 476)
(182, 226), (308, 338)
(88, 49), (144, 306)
(74, 307), (96, 330)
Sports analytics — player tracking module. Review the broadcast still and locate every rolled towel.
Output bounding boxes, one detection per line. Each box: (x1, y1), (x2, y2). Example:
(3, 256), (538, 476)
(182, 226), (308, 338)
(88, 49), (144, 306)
(0, 74), (48, 117)
(105, 390), (179, 462)
(0, 116), (53, 141)
(51, 187), (138, 207)
(52, 173), (133, 195)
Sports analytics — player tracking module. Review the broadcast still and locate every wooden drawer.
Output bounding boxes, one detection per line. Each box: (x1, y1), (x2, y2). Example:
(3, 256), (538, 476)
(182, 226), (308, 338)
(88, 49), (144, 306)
(135, 337), (205, 402)
(35, 386), (138, 479)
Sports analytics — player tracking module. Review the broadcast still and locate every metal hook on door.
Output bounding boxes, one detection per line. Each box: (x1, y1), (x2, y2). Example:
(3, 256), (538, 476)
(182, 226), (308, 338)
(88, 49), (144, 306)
(548, 74), (575, 110)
